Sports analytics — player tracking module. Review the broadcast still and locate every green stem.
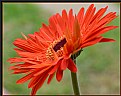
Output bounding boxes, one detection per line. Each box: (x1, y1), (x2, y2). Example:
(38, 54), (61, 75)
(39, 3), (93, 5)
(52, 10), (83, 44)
(71, 53), (80, 95)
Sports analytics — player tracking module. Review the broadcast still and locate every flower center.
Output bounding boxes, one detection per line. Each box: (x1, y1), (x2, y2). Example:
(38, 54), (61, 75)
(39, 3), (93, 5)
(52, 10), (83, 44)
(53, 38), (66, 52)
(46, 36), (67, 60)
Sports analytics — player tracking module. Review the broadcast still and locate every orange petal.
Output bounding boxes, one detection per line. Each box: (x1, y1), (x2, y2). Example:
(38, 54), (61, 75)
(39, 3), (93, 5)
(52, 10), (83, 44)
(34, 66), (51, 76)
(67, 58), (77, 73)
(47, 73), (55, 84)
(28, 73), (44, 88)
(56, 65), (63, 82)
(13, 39), (39, 52)
(40, 24), (53, 41)
(84, 26), (118, 43)
(62, 9), (68, 22)
(42, 23), (54, 39)
(16, 73), (33, 84)
(13, 69), (29, 74)
(68, 9), (74, 32)
(77, 7), (84, 23)
(73, 15), (80, 42)
(81, 36), (103, 48)
(91, 6), (108, 22)
(60, 59), (68, 70)
(49, 60), (61, 75)
(7, 58), (27, 64)
(99, 38), (115, 42)
(31, 73), (48, 95)
(83, 4), (95, 28)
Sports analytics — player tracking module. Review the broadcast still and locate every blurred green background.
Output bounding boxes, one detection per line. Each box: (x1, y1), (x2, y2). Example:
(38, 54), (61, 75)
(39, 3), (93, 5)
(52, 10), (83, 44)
(3, 3), (120, 95)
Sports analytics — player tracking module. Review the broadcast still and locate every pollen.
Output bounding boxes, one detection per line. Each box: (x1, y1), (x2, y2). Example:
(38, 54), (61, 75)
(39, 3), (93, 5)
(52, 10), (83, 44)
(46, 47), (55, 60)
(46, 36), (67, 60)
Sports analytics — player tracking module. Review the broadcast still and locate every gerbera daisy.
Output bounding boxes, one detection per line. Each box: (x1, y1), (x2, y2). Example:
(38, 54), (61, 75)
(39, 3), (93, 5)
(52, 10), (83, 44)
(8, 4), (118, 95)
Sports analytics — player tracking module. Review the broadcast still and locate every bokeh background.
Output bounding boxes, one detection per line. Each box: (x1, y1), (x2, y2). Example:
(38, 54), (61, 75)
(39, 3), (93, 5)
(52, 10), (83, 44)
(3, 3), (120, 95)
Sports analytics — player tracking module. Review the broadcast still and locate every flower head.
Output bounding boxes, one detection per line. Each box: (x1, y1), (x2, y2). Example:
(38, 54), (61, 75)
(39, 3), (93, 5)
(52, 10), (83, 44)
(8, 4), (118, 95)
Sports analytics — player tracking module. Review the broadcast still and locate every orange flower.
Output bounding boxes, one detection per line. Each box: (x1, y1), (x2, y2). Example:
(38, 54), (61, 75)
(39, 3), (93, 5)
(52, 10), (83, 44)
(8, 4), (118, 95)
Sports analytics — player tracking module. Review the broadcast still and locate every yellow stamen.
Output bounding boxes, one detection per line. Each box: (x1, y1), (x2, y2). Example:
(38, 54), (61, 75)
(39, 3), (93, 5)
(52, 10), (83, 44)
(46, 36), (66, 61)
